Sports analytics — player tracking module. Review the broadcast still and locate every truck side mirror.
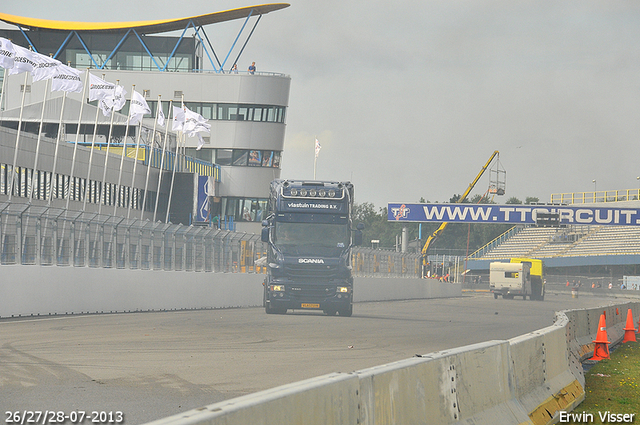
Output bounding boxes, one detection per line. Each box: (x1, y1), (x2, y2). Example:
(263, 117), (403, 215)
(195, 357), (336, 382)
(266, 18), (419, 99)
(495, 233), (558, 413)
(354, 230), (363, 246)
(353, 222), (364, 246)
(261, 220), (270, 243)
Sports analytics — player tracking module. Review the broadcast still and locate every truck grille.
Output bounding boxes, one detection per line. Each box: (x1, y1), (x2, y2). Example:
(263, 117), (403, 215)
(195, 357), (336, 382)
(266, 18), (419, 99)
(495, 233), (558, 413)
(284, 263), (339, 279)
(288, 284), (336, 300)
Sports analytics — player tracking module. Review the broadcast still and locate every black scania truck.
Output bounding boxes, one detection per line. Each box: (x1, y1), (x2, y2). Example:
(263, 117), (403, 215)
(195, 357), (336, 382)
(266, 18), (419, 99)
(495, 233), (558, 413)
(261, 180), (363, 316)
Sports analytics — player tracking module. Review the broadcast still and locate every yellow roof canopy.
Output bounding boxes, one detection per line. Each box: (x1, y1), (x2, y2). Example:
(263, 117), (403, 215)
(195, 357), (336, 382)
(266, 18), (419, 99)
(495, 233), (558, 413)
(0, 3), (290, 34)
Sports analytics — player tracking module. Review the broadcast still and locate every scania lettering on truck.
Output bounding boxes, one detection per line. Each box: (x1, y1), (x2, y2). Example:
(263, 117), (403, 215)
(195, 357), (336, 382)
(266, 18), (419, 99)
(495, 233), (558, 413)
(260, 180), (363, 316)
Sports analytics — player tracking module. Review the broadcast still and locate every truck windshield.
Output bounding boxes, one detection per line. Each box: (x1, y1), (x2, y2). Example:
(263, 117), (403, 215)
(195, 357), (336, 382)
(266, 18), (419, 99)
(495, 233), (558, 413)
(274, 222), (349, 256)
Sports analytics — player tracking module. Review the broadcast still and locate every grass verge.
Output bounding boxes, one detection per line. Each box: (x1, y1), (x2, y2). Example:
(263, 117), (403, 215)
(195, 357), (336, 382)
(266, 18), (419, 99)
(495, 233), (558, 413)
(565, 340), (640, 424)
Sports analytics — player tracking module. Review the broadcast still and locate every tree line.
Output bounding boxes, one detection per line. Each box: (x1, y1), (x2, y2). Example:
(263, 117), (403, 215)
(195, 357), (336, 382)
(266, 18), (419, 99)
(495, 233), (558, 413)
(353, 195), (540, 255)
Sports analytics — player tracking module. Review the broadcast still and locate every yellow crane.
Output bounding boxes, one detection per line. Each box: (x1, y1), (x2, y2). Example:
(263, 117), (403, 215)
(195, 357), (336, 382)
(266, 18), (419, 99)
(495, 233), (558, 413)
(421, 150), (502, 259)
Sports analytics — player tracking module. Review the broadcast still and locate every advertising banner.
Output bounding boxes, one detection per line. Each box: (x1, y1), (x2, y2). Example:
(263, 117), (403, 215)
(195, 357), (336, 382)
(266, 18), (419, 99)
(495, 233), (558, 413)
(196, 176), (215, 222)
(387, 203), (640, 226)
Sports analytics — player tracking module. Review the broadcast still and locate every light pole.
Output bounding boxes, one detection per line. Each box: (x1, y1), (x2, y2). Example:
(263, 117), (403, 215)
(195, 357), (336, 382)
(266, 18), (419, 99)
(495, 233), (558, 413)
(592, 179), (597, 203)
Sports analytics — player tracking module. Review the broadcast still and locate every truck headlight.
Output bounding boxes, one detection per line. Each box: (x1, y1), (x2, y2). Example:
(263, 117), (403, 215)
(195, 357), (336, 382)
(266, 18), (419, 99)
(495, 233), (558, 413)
(270, 285), (285, 292)
(337, 286), (351, 293)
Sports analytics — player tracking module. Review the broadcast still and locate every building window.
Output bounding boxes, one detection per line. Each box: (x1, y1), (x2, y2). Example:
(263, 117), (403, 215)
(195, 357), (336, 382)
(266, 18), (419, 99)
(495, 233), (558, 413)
(232, 150), (248, 166)
(220, 197), (268, 222)
(209, 149), (281, 168)
(135, 101), (285, 123)
(248, 150), (262, 166)
(215, 149), (233, 166)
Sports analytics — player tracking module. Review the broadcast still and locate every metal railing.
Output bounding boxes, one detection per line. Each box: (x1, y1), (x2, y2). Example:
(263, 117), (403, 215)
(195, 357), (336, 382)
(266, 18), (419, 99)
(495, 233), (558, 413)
(0, 201), (421, 278)
(467, 225), (521, 259)
(550, 189), (640, 204)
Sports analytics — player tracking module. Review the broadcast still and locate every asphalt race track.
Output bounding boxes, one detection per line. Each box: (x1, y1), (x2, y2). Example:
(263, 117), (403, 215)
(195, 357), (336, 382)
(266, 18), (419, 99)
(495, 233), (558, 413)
(0, 292), (628, 424)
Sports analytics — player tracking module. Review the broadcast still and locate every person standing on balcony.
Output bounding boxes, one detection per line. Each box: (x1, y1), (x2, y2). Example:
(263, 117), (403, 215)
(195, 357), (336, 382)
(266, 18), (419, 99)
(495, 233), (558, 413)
(248, 62), (256, 74)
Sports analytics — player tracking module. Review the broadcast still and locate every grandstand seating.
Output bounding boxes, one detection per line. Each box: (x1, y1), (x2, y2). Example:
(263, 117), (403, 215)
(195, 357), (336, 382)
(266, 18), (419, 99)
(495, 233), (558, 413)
(561, 226), (640, 257)
(476, 225), (640, 259)
(479, 226), (558, 259)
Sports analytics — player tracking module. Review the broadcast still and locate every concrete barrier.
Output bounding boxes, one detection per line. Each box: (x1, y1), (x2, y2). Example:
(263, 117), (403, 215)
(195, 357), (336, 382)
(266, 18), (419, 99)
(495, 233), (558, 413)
(0, 265), (461, 318)
(145, 301), (640, 425)
(0, 266), (262, 317)
(150, 373), (360, 425)
(354, 277), (460, 302)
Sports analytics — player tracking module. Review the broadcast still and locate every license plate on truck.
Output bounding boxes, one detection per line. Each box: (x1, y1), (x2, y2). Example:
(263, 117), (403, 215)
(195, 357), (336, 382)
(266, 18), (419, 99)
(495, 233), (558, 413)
(301, 303), (320, 309)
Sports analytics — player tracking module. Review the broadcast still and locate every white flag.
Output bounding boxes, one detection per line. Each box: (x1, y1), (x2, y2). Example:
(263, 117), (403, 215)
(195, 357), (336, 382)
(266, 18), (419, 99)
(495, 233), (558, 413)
(99, 84), (127, 117)
(172, 105), (185, 131)
(112, 84), (127, 111)
(129, 90), (151, 125)
(98, 97), (112, 117)
(0, 37), (15, 70)
(157, 99), (165, 127)
(88, 73), (115, 102)
(315, 138), (321, 158)
(9, 44), (39, 75)
(51, 65), (82, 93)
(196, 133), (205, 151)
(32, 54), (61, 82)
(183, 107), (210, 137)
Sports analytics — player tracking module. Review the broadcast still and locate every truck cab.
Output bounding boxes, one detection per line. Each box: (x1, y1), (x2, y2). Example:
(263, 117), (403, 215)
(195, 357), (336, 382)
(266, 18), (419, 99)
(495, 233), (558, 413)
(261, 180), (363, 316)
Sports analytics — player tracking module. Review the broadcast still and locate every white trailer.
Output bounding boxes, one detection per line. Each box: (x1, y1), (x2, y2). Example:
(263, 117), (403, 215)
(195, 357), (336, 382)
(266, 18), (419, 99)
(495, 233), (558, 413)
(490, 262), (532, 300)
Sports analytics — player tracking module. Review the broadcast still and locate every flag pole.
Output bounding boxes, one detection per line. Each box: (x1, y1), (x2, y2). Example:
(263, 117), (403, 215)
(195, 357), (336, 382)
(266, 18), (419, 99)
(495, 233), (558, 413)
(113, 84), (135, 217)
(21, 77), (51, 261)
(0, 68), (8, 123)
(140, 94), (161, 219)
(313, 154), (317, 180)
(65, 68), (90, 211)
(165, 95), (184, 223)
(27, 78), (51, 204)
(7, 71), (30, 201)
(46, 90), (68, 205)
(82, 74), (105, 213)
(165, 130), (182, 223)
(97, 80), (119, 215)
(313, 136), (318, 180)
(127, 112), (145, 219)
(153, 99), (172, 222)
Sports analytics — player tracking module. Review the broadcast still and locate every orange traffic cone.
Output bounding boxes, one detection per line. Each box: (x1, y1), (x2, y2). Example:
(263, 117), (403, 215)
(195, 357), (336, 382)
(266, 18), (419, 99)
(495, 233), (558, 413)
(589, 313), (610, 361)
(622, 309), (637, 343)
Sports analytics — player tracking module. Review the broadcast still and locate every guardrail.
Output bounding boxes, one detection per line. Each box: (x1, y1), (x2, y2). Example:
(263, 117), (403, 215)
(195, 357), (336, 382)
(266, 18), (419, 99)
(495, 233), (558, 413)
(145, 301), (639, 425)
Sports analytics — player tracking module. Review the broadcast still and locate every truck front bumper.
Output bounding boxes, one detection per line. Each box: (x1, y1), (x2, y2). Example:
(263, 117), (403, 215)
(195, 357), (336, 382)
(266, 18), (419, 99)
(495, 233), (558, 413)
(266, 281), (352, 311)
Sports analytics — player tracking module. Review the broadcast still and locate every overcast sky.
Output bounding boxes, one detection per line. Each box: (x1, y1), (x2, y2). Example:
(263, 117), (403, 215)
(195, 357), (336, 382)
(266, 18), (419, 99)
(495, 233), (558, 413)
(3, 0), (640, 208)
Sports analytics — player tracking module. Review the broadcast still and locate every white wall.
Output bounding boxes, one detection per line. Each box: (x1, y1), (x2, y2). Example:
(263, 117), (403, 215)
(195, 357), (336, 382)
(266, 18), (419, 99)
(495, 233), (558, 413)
(0, 266), (460, 318)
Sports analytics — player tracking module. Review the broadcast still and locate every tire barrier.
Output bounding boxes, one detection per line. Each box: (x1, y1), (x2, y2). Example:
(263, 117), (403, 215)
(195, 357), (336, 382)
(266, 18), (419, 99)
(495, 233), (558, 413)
(145, 301), (640, 425)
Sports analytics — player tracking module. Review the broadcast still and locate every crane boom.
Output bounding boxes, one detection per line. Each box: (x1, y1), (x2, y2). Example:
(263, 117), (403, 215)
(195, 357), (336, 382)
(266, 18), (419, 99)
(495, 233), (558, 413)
(421, 150), (500, 257)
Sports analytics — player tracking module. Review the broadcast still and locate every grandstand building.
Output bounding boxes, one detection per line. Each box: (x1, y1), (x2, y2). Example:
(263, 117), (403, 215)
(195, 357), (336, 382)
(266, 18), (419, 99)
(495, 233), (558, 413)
(467, 196), (640, 279)
(0, 4), (290, 231)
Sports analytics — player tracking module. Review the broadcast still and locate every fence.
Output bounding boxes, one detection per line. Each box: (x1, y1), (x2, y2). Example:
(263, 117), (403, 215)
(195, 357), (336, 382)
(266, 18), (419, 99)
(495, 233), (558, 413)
(550, 188), (640, 204)
(0, 201), (421, 278)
